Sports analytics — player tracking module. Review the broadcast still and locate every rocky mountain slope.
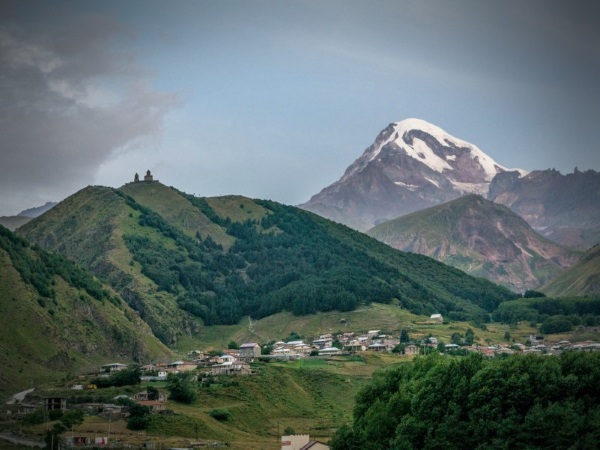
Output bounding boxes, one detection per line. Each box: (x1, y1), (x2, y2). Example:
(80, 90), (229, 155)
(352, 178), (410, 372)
(488, 168), (600, 250)
(541, 244), (600, 297)
(300, 118), (524, 231)
(19, 181), (518, 345)
(0, 225), (171, 394)
(367, 195), (580, 292)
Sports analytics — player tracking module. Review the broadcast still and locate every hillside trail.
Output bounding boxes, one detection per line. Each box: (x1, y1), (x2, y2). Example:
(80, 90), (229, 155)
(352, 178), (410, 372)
(247, 317), (266, 343)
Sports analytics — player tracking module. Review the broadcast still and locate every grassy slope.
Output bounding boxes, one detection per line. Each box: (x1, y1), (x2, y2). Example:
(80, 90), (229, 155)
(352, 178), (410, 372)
(542, 244), (600, 297)
(0, 240), (172, 397)
(120, 182), (234, 248)
(368, 194), (580, 291)
(176, 302), (537, 353)
(26, 355), (401, 449)
(18, 186), (195, 346)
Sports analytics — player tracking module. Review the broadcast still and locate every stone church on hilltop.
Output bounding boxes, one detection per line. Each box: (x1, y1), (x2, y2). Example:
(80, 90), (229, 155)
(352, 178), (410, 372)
(133, 170), (158, 183)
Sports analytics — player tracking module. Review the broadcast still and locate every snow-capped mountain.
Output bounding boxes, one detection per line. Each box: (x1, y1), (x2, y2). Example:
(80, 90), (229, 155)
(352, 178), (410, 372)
(301, 118), (525, 231)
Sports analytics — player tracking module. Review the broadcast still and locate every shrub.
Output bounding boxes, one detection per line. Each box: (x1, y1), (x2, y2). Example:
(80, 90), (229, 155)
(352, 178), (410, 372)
(166, 372), (198, 404)
(540, 316), (573, 334)
(209, 408), (231, 421)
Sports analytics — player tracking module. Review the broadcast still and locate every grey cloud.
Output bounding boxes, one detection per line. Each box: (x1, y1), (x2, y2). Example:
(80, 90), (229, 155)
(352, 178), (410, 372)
(0, 9), (177, 215)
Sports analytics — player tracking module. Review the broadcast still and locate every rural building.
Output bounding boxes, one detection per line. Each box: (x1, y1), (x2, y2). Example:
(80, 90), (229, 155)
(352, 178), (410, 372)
(101, 363), (127, 372)
(207, 355), (224, 365)
(206, 360), (252, 376)
(44, 397), (67, 411)
(239, 342), (262, 358)
(404, 344), (419, 355)
(430, 314), (443, 323)
(318, 347), (342, 356)
(367, 343), (387, 352)
(312, 338), (333, 349)
(281, 434), (330, 450)
(135, 400), (166, 413)
(166, 361), (197, 372)
(293, 343), (312, 355)
(344, 341), (365, 352)
(133, 390), (167, 402)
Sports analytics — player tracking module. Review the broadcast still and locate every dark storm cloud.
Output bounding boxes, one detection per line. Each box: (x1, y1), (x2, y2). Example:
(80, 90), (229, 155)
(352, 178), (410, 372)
(0, 7), (177, 214)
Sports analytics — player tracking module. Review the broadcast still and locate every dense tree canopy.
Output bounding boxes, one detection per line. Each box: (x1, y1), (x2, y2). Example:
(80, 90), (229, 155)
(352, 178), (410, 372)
(331, 352), (600, 450)
(118, 191), (517, 326)
(492, 296), (600, 325)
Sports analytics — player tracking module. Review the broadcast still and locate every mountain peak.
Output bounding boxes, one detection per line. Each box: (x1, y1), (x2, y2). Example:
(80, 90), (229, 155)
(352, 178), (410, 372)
(364, 118), (515, 182)
(301, 119), (525, 231)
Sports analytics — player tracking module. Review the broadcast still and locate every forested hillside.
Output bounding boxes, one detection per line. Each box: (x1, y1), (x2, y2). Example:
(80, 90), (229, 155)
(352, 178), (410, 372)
(331, 352), (600, 450)
(0, 225), (171, 394)
(20, 182), (518, 345)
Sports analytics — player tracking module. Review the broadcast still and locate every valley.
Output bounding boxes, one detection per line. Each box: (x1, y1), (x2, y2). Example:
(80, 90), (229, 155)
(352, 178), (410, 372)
(1, 122), (599, 450)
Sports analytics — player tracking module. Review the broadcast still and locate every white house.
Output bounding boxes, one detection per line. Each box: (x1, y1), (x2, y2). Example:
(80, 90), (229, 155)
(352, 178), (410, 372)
(318, 347), (342, 356)
(101, 363), (127, 373)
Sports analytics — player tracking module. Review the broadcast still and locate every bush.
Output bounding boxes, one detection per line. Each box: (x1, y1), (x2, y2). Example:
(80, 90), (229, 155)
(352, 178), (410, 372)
(94, 366), (141, 388)
(127, 415), (150, 430)
(209, 408), (231, 421)
(166, 372), (197, 404)
(540, 316), (573, 334)
(23, 410), (46, 425)
(523, 290), (546, 298)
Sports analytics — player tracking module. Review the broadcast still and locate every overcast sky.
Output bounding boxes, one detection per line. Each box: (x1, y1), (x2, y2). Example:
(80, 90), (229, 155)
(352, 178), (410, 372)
(1, 0), (599, 216)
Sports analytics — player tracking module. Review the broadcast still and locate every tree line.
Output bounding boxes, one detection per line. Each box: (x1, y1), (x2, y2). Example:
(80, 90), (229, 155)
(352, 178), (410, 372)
(331, 352), (600, 449)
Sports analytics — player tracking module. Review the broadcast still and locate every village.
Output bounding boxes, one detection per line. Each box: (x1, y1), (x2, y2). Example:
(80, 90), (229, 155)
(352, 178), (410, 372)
(2, 314), (599, 450)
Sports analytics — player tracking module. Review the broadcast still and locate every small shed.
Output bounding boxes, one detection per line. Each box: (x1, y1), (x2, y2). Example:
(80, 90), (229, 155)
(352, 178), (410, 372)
(430, 314), (443, 323)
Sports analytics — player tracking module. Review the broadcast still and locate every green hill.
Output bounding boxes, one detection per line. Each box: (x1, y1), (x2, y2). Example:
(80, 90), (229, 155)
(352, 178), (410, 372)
(19, 182), (518, 348)
(542, 244), (600, 297)
(367, 194), (580, 292)
(0, 225), (172, 395)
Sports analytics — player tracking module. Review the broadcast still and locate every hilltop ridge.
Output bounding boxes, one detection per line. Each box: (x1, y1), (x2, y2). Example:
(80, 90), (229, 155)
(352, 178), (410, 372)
(19, 181), (518, 347)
